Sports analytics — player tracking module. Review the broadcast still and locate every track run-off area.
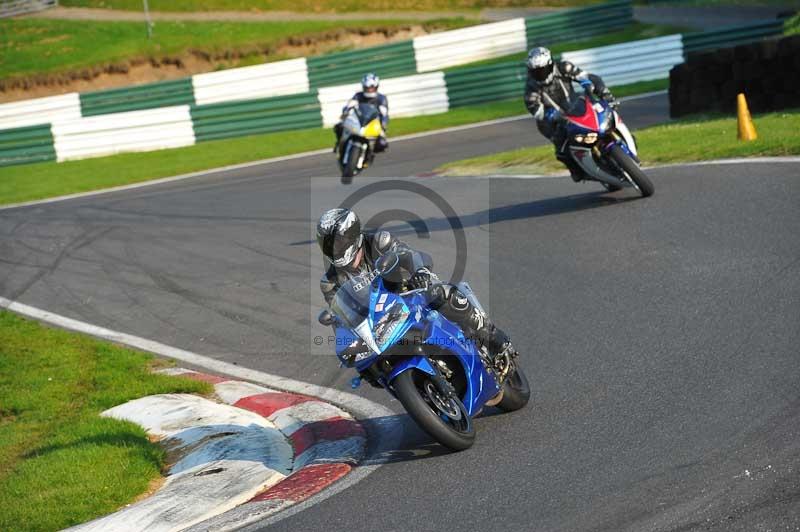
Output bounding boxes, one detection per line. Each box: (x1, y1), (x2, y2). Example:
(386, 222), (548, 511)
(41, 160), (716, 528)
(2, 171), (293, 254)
(1, 92), (798, 531)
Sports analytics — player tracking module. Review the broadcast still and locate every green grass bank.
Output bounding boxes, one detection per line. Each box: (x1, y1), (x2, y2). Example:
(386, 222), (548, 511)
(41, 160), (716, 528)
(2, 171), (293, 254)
(0, 311), (211, 531)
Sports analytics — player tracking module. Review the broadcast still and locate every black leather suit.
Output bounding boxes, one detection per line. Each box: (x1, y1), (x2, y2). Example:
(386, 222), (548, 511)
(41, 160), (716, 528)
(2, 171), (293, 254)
(523, 60), (609, 159)
(320, 230), (506, 364)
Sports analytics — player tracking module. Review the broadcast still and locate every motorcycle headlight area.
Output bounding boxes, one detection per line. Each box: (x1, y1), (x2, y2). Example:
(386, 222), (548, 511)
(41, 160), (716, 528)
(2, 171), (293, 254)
(574, 132), (598, 144)
(373, 304), (410, 349)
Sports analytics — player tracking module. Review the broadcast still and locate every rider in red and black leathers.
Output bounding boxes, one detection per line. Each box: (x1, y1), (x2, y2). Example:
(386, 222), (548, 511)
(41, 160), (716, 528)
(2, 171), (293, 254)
(317, 208), (513, 368)
(524, 46), (615, 181)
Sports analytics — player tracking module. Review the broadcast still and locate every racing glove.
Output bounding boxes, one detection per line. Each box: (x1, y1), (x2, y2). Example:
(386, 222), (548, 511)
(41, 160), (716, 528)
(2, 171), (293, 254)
(544, 107), (561, 122)
(601, 88), (618, 108)
(407, 267), (437, 290)
(579, 79), (595, 94)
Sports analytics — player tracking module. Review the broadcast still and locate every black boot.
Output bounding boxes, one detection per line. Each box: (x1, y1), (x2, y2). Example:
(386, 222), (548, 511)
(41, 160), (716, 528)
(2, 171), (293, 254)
(473, 321), (512, 357)
(333, 124), (343, 153)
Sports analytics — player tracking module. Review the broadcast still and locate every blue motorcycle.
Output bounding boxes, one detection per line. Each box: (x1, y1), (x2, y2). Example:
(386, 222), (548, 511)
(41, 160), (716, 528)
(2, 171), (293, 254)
(318, 252), (530, 451)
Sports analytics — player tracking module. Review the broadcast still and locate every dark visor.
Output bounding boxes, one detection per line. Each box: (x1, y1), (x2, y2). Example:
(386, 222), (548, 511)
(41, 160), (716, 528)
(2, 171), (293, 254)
(532, 64), (553, 82)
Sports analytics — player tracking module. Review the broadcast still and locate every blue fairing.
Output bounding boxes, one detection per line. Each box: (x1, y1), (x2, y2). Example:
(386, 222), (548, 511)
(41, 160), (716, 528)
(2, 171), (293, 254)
(330, 275), (502, 416)
(421, 312), (500, 413)
(387, 355), (436, 380)
(608, 139), (635, 158)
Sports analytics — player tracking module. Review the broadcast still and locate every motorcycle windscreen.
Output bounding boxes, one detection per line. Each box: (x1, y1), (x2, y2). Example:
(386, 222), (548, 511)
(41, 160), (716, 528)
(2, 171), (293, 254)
(330, 277), (371, 329)
(342, 110), (361, 135)
(565, 97), (599, 130)
(357, 102), (379, 125)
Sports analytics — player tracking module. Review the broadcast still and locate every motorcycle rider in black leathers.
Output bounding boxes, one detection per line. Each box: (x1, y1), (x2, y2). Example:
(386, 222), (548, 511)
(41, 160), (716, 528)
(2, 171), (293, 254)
(316, 208), (514, 374)
(333, 73), (389, 153)
(524, 46), (616, 182)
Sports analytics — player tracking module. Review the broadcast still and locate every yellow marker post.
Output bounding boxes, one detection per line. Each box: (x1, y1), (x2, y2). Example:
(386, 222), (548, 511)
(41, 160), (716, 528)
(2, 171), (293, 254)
(737, 93), (758, 141)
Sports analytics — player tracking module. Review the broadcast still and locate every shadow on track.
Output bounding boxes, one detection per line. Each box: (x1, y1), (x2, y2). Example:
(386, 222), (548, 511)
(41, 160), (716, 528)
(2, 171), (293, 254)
(290, 189), (636, 246)
(357, 406), (514, 466)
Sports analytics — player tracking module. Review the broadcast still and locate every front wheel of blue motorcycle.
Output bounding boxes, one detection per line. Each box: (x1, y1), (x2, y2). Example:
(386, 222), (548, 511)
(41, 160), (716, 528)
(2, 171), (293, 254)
(394, 370), (475, 451)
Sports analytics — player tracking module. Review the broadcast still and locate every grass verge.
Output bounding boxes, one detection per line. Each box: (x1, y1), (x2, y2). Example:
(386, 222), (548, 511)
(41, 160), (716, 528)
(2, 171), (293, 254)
(0, 80), (665, 206)
(437, 109), (800, 176)
(1, 18), (469, 80)
(786, 12), (800, 35)
(0, 310), (211, 531)
(59, 0), (602, 11)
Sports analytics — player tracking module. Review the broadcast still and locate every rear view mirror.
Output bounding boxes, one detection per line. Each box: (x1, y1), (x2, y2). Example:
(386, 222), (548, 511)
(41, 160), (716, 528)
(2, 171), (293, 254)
(318, 309), (335, 326)
(375, 251), (399, 275)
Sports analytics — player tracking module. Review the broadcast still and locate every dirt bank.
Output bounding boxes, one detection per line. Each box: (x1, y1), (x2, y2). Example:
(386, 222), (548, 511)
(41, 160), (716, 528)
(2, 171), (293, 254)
(0, 25), (431, 102)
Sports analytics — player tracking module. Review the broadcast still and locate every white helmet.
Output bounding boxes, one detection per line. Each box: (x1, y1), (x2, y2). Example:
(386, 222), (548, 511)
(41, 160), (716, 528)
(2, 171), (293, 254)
(526, 47), (554, 85)
(361, 73), (380, 98)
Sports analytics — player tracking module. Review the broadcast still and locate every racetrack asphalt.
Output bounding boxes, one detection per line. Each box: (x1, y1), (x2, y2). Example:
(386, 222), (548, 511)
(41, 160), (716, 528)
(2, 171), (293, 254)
(1, 91), (798, 531)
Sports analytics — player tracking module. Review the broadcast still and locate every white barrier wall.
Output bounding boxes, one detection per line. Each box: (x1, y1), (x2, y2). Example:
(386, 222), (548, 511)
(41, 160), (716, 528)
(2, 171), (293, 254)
(413, 18), (527, 73)
(3, 31), (688, 165)
(562, 34), (684, 86)
(52, 106), (196, 161)
(317, 72), (449, 128)
(192, 58), (310, 106)
(0, 93), (81, 130)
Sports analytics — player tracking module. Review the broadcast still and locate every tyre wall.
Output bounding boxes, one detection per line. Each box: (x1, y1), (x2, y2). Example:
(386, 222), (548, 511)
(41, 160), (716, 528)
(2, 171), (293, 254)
(669, 34), (800, 118)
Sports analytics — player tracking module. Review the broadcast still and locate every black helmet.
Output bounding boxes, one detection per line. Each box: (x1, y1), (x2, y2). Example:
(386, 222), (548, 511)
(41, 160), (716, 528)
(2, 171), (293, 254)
(316, 208), (364, 268)
(526, 47), (554, 84)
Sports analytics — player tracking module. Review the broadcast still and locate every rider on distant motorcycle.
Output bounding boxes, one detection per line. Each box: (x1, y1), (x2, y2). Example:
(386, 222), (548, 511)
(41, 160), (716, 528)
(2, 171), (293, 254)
(316, 208), (515, 371)
(524, 46), (616, 182)
(333, 73), (389, 153)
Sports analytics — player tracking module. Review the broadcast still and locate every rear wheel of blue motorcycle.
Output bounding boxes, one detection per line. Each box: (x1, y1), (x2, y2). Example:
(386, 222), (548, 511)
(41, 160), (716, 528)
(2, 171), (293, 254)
(394, 370), (475, 451)
(497, 363), (531, 412)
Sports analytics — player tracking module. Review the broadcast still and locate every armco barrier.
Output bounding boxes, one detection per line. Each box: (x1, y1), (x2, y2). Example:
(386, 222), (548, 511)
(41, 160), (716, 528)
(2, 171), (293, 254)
(0, 93), (81, 131)
(683, 19), (785, 55)
(2, 13), (789, 167)
(307, 41), (417, 90)
(52, 106), (195, 161)
(192, 58), (310, 106)
(0, 124), (56, 167)
(191, 92), (322, 142)
(0, 0), (56, 18)
(317, 72), (449, 127)
(562, 34), (684, 86)
(444, 62), (526, 108)
(79, 78), (195, 116)
(525, 0), (632, 47)
(0, 1), (632, 129)
(444, 33), (683, 107)
(413, 19), (527, 73)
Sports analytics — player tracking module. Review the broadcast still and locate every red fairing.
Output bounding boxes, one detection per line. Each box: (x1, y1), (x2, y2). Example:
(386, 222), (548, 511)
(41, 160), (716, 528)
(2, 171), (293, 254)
(567, 98), (599, 130)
